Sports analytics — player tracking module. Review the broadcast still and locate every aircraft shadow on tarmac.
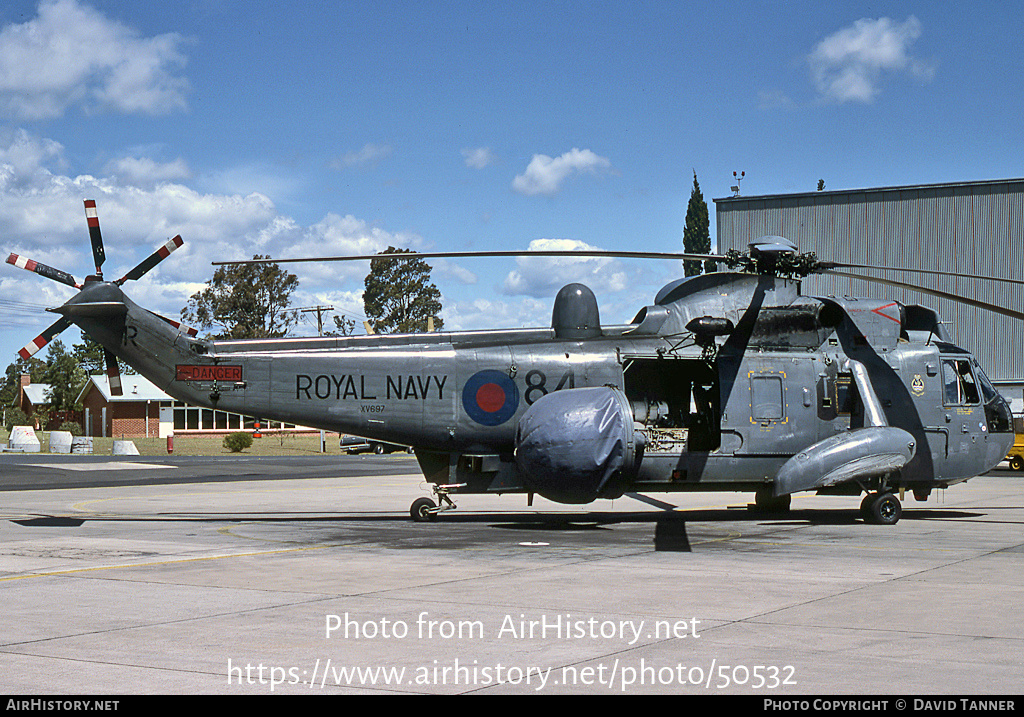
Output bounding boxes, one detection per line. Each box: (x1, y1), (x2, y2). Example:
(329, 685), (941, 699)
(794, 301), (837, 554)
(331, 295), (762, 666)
(8, 507), (991, 553)
(481, 508), (988, 552)
(8, 507), (986, 527)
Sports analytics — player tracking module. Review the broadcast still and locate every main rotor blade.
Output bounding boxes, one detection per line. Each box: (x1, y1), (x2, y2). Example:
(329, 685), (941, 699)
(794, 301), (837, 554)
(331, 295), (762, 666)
(212, 249), (730, 266)
(115, 235), (184, 284)
(84, 200), (106, 276)
(819, 269), (1024, 322)
(821, 261), (1024, 288)
(6, 253), (80, 289)
(17, 316), (73, 360)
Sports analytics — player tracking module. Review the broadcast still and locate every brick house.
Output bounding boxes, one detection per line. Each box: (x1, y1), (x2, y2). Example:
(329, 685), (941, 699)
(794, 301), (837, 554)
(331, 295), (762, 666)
(12, 374), (81, 430)
(14, 374), (49, 429)
(16, 373), (47, 416)
(76, 374), (309, 438)
(77, 374), (170, 438)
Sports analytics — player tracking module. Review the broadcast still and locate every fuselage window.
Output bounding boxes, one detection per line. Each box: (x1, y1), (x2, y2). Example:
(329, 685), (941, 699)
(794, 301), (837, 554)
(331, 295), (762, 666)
(751, 375), (784, 420)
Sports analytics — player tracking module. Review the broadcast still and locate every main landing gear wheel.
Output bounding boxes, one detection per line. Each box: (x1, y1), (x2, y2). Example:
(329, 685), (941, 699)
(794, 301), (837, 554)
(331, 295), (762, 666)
(409, 483), (464, 522)
(750, 488), (791, 513)
(410, 497), (437, 522)
(860, 492), (902, 525)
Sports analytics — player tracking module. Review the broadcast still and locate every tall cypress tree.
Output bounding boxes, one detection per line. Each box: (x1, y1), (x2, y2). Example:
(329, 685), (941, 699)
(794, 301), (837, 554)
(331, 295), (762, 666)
(682, 171), (713, 276)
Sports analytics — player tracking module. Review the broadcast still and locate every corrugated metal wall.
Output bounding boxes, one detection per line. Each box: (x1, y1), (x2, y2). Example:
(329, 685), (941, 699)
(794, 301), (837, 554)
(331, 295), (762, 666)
(715, 180), (1024, 384)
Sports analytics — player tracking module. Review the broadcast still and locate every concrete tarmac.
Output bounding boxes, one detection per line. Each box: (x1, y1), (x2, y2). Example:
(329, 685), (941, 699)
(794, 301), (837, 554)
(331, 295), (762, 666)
(1, 454), (1022, 695)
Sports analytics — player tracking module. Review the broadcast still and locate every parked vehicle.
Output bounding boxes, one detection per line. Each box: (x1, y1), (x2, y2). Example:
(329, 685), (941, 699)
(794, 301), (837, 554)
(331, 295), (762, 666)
(340, 435), (412, 455)
(1007, 416), (1024, 471)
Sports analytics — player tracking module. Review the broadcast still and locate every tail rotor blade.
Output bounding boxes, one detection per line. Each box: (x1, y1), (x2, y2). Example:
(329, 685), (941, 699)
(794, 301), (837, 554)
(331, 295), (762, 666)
(84, 199), (106, 276)
(104, 350), (122, 396)
(17, 317), (73, 360)
(116, 235), (184, 284)
(6, 253), (81, 289)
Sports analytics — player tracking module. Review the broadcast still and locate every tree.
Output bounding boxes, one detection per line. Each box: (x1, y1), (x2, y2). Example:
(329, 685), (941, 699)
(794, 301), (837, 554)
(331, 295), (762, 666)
(363, 248), (444, 334)
(1, 356), (46, 407)
(327, 314), (357, 337)
(682, 171), (714, 276)
(4, 407), (31, 432)
(42, 339), (86, 413)
(72, 333), (136, 375)
(182, 256), (300, 339)
(1, 342), (83, 430)
(72, 333), (106, 375)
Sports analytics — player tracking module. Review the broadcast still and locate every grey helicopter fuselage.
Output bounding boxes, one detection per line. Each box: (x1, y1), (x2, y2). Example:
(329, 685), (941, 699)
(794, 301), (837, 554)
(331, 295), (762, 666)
(63, 268), (1013, 510)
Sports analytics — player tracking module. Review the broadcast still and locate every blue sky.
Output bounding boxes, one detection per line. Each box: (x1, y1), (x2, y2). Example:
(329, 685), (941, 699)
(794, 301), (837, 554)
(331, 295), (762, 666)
(1, 0), (1022, 365)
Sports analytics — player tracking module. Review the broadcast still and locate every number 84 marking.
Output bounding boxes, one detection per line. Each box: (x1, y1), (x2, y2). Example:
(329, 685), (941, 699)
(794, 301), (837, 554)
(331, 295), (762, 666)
(524, 369), (575, 405)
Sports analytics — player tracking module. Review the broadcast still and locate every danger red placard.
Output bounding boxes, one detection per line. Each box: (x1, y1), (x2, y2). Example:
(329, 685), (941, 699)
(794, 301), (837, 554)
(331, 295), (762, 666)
(176, 365), (243, 382)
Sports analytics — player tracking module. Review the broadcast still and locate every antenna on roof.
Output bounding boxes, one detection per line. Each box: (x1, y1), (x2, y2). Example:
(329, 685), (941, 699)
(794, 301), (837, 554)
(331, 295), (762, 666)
(731, 170), (745, 197)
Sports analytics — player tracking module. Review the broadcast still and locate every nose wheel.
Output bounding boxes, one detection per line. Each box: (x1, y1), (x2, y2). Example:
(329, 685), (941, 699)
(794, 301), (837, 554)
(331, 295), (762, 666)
(860, 492), (902, 525)
(409, 483), (464, 522)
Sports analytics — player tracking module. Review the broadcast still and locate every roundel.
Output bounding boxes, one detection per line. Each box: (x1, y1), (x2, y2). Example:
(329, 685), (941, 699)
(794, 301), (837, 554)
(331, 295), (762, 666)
(462, 370), (519, 426)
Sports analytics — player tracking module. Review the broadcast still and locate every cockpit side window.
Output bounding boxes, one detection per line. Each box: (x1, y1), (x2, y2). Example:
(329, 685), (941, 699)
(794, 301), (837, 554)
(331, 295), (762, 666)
(942, 359), (980, 406)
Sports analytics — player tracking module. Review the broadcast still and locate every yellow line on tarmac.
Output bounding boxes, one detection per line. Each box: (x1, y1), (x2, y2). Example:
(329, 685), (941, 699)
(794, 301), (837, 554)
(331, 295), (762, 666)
(0, 543), (341, 583)
(67, 475), (421, 513)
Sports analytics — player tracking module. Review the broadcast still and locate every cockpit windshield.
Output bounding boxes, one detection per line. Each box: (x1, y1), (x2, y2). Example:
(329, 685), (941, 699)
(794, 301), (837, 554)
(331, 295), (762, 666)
(974, 361), (999, 404)
(974, 360), (1012, 433)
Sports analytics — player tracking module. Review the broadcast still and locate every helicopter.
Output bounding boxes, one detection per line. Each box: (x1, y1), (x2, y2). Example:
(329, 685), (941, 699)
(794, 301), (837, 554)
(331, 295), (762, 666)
(6, 200), (1020, 526)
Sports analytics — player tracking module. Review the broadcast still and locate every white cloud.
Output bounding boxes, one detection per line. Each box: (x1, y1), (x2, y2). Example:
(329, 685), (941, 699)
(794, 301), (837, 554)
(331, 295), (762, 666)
(331, 143), (392, 169)
(0, 129), (652, 357)
(462, 147), (496, 169)
(0, 127), (457, 353)
(0, 128), (65, 189)
(105, 156), (191, 185)
(0, 0), (190, 120)
(757, 89), (795, 111)
(444, 283), (659, 333)
(808, 16), (935, 103)
(443, 295), (551, 331)
(267, 212), (425, 286)
(501, 238), (628, 298)
(511, 148), (612, 196)
(0, 131), (280, 280)
(431, 258), (477, 285)
(199, 162), (300, 203)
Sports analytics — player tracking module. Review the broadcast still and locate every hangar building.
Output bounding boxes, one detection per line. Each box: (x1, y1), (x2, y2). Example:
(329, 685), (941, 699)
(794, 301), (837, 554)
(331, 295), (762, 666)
(714, 178), (1024, 411)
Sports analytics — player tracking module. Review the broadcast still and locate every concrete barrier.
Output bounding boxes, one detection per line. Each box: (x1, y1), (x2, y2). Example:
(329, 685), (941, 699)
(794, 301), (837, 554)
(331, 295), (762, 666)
(9, 426), (40, 452)
(112, 440), (140, 455)
(48, 431), (73, 454)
